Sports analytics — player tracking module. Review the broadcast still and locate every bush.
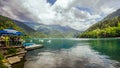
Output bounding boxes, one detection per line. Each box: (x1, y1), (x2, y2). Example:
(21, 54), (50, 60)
(0, 63), (8, 68)
(0, 53), (4, 60)
(0, 53), (8, 68)
(7, 48), (17, 55)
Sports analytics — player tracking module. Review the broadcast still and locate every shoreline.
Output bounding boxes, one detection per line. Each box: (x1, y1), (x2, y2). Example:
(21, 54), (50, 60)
(11, 57), (26, 68)
(0, 46), (27, 68)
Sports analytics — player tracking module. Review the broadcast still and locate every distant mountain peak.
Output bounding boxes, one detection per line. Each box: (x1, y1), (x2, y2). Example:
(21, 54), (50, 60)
(22, 22), (81, 38)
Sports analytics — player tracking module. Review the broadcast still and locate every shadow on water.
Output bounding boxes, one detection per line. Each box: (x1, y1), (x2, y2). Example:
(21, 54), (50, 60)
(23, 38), (120, 68)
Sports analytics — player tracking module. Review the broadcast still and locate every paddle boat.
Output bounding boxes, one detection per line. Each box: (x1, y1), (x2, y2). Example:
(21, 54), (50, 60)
(23, 43), (43, 50)
(47, 40), (51, 43)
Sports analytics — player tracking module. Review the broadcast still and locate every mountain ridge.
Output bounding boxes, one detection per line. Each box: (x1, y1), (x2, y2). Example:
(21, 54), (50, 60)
(78, 8), (120, 38)
(0, 14), (80, 38)
(13, 20), (36, 33)
(104, 9), (120, 20)
(23, 22), (81, 38)
(0, 15), (25, 33)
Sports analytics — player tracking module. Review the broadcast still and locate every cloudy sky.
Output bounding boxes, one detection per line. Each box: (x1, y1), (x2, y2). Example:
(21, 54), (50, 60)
(0, 0), (120, 31)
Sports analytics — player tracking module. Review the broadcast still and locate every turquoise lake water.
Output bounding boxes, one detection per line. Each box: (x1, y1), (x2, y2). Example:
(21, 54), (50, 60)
(24, 38), (120, 68)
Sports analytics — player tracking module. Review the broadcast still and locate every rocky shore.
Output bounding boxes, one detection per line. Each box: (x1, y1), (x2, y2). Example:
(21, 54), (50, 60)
(0, 46), (27, 68)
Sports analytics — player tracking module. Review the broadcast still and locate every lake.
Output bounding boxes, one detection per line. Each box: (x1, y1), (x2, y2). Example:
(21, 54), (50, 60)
(23, 38), (120, 68)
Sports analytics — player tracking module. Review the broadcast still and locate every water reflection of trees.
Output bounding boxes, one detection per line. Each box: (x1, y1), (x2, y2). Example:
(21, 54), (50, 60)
(89, 39), (120, 62)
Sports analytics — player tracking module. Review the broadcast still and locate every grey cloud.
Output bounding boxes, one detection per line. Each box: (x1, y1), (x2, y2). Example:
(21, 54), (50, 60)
(0, 0), (39, 22)
(75, 0), (120, 13)
(73, 9), (89, 19)
(0, 0), (120, 31)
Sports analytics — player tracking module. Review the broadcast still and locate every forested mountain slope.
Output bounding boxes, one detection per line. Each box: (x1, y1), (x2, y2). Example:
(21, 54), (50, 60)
(0, 15), (26, 33)
(0, 15), (79, 38)
(78, 11), (120, 38)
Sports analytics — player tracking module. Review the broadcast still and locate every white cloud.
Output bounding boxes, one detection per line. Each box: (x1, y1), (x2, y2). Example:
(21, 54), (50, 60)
(0, 0), (120, 31)
(53, 0), (74, 9)
(101, 6), (116, 14)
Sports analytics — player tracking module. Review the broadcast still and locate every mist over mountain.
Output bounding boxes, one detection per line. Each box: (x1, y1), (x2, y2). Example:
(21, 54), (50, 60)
(0, 0), (120, 31)
(0, 0), (120, 38)
(23, 22), (81, 38)
(0, 13), (80, 38)
(13, 20), (36, 33)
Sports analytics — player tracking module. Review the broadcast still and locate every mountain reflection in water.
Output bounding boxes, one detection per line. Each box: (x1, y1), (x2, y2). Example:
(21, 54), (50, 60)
(24, 38), (120, 68)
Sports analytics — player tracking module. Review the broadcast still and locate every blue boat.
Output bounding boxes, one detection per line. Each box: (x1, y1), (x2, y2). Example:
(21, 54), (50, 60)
(23, 43), (43, 50)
